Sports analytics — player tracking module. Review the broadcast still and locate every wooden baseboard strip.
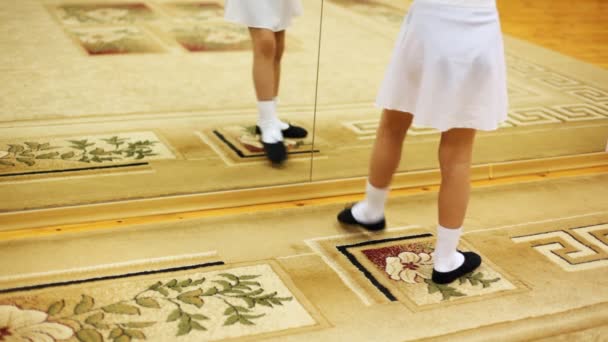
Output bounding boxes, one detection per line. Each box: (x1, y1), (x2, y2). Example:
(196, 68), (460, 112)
(1, 152), (607, 236)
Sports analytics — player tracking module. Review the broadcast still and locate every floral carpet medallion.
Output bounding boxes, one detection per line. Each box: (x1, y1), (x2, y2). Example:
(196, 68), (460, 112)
(68, 26), (163, 55)
(49, 2), (270, 54)
(169, 23), (250, 52)
(0, 263), (317, 341)
(327, 0), (410, 24)
(0, 132), (175, 177)
(162, 3), (251, 52)
(56, 3), (158, 26)
(163, 3), (225, 22)
(54, 3), (162, 55)
(202, 124), (319, 164)
(334, 234), (520, 308)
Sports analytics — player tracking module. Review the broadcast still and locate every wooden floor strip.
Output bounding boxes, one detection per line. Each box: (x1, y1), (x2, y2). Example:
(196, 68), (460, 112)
(1, 165), (606, 242)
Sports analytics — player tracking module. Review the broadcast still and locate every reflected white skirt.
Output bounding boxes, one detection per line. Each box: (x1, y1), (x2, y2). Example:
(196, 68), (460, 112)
(224, 0), (303, 32)
(376, 0), (508, 131)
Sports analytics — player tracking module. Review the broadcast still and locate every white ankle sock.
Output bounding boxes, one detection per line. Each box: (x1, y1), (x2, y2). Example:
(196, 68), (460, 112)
(273, 97), (289, 130)
(352, 181), (388, 224)
(433, 225), (465, 272)
(257, 100), (283, 143)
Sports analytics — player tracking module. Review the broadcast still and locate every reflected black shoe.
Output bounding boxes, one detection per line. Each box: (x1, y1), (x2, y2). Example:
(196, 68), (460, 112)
(262, 141), (287, 164)
(431, 251), (482, 285)
(256, 124), (308, 139)
(337, 207), (386, 231)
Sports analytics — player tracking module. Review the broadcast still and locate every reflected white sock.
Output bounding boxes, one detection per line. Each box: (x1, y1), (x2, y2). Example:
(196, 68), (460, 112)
(273, 97), (289, 130)
(433, 225), (465, 272)
(257, 101), (283, 143)
(352, 181), (388, 223)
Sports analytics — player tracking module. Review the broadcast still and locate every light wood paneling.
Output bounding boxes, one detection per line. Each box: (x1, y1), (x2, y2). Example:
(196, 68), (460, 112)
(498, 0), (608, 68)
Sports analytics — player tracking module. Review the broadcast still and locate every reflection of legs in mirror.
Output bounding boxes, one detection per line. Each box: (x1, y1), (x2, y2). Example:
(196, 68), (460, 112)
(249, 27), (287, 164)
(337, 109), (413, 231)
(225, 0), (306, 164)
(273, 30), (285, 105)
(261, 30), (308, 139)
(432, 128), (481, 284)
(248, 28), (307, 164)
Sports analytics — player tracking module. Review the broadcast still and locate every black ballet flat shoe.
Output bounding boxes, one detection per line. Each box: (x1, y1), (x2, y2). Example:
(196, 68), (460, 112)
(262, 141), (287, 164)
(337, 207), (386, 231)
(431, 251), (482, 285)
(281, 124), (308, 138)
(256, 124), (308, 139)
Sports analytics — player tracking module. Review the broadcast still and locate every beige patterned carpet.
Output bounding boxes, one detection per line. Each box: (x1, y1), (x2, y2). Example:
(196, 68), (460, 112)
(1, 0), (607, 213)
(1, 173), (607, 341)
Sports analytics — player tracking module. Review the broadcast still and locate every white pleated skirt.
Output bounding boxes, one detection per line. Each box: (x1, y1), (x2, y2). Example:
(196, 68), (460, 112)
(376, 0), (508, 131)
(224, 0), (303, 32)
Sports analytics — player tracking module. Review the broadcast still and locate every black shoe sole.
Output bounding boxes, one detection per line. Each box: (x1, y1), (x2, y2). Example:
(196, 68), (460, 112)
(256, 125), (308, 139)
(337, 207), (386, 231)
(431, 251), (482, 284)
(262, 141), (287, 164)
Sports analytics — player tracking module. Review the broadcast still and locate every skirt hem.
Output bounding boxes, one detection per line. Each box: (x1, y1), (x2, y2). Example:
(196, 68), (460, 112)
(374, 102), (508, 132)
(224, 17), (293, 32)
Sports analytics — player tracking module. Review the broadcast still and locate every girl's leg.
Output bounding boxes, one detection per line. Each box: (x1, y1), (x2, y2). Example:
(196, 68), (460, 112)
(249, 28), (277, 101)
(249, 28), (286, 163)
(368, 110), (414, 189)
(433, 128), (478, 276)
(273, 30), (285, 98)
(437, 128), (476, 229)
(349, 110), (413, 224)
(269, 29), (308, 137)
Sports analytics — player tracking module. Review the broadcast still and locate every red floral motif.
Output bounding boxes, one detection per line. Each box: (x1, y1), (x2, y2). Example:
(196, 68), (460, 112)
(0, 326), (11, 339)
(361, 242), (434, 270)
(385, 252), (434, 283)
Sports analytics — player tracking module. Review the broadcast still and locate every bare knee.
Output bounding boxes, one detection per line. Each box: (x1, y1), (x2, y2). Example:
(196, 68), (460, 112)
(439, 150), (474, 181)
(439, 157), (471, 182)
(254, 37), (276, 60)
(379, 110), (413, 138)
